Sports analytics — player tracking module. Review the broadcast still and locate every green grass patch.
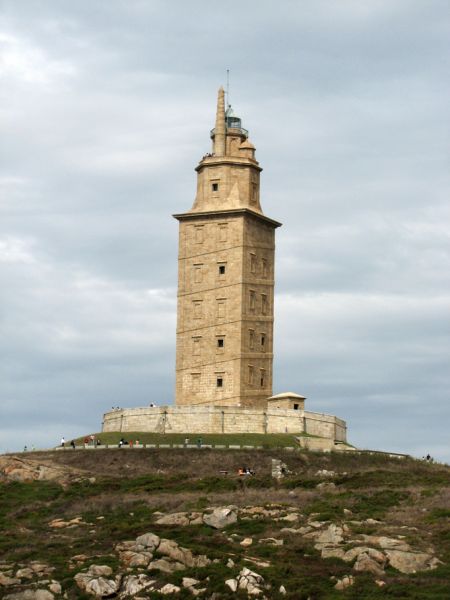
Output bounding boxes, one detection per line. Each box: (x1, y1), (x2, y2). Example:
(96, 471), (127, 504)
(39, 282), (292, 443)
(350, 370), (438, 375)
(75, 431), (303, 449)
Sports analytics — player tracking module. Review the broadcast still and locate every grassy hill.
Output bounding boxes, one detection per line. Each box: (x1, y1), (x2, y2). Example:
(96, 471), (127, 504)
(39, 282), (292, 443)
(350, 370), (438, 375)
(0, 447), (449, 599)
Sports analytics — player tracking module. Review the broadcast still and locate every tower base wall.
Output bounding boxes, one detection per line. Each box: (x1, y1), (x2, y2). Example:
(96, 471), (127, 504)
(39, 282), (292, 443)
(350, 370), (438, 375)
(102, 405), (347, 443)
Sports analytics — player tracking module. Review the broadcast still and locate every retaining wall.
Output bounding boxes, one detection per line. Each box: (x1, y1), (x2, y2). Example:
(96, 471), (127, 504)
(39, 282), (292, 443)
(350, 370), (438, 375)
(102, 405), (347, 443)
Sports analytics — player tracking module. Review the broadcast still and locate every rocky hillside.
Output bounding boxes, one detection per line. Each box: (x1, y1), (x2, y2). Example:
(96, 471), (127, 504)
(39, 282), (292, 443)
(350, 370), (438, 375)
(0, 448), (449, 599)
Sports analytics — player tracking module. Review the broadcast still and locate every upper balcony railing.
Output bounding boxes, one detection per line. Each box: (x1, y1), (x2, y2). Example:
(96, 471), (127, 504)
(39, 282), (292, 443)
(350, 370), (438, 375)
(210, 126), (249, 139)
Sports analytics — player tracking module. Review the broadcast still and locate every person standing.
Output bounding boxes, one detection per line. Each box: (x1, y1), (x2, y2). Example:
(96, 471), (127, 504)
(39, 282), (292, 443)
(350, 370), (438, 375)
(61, 437), (65, 447)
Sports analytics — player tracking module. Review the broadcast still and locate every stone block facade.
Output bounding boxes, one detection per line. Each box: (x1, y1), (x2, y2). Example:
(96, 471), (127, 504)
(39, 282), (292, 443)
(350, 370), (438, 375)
(102, 405), (347, 443)
(174, 87), (281, 409)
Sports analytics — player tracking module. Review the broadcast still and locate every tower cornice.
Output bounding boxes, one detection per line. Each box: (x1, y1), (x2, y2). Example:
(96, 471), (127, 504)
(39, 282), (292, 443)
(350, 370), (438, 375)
(173, 208), (282, 229)
(196, 155), (262, 172)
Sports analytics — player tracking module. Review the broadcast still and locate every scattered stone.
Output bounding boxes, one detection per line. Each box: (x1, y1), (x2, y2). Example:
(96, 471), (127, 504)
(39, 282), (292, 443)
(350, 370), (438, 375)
(321, 547), (345, 559)
(155, 512), (190, 526)
(279, 584), (287, 595)
(182, 577), (200, 588)
(334, 575), (354, 590)
(243, 557), (271, 569)
(385, 550), (436, 574)
(240, 538), (253, 547)
(147, 558), (185, 573)
(0, 574), (21, 586)
(135, 533), (160, 551)
(316, 481), (336, 490)
(225, 579), (238, 592)
(308, 520), (325, 529)
(29, 563), (51, 575)
(315, 524), (344, 547)
(280, 513), (299, 522)
(74, 565), (121, 597)
(159, 583), (181, 595)
(280, 527), (301, 534)
(315, 469), (335, 478)
(271, 459), (290, 479)
(15, 568), (34, 579)
(361, 535), (411, 551)
(364, 518), (382, 525)
(203, 507), (237, 529)
(157, 538), (210, 568)
(259, 538), (283, 546)
(4, 591), (54, 600)
(353, 553), (385, 577)
(48, 583), (61, 595)
(226, 559), (235, 568)
(238, 567), (265, 596)
(86, 566), (113, 577)
(119, 551), (153, 568)
(119, 574), (155, 597)
(156, 512), (203, 527)
(375, 579), (386, 587)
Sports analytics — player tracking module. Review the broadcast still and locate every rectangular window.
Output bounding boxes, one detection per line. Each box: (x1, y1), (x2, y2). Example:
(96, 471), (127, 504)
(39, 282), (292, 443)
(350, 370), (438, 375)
(260, 369), (265, 388)
(261, 294), (268, 315)
(192, 337), (201, 355)
(248, 365), (254, 385)
(217, 299), (226, 319)
(249, 290), (256, 312)
(193, 264), (202, 284)
(194, 226), (204, 244)
(251, 183), (257, 205)
(216, 377), (223, 388)
(218, 224), (228, 242)
(261, 333), (266, 350)
(191, 373), (200, 391)
(250, 253), (257, 274)
(294, 403), (299, 410)
(217, 338), (224, 348)
(193, 301), (203, 319)
(262, 259), (268, 279)
(211, 181), (219, 192)
(218, 263), (226, 276)
(249, 329), (255, 350)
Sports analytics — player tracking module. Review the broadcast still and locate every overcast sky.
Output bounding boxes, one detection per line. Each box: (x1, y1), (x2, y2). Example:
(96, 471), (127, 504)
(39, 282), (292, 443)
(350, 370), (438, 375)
(1, 0), (449, 461)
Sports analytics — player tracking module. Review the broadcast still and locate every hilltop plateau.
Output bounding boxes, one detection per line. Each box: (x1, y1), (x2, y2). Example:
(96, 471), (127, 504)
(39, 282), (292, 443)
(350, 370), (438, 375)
(0, 444), (449, 599)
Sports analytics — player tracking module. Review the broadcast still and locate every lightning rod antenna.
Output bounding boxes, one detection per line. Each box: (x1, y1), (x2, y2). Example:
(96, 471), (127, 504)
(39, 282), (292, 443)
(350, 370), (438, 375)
(226, 69), (230, 108)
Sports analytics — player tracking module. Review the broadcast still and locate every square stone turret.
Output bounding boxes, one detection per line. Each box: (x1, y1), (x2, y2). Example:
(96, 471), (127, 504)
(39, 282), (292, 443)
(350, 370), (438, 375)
(174, 88), (281, 409)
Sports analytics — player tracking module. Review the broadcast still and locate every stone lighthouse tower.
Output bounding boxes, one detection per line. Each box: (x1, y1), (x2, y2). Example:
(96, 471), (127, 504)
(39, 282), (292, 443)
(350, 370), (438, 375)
(174, 88), (281, 409)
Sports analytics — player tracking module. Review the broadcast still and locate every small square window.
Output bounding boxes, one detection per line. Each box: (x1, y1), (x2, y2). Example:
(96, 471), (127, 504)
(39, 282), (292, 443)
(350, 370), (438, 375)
(216, 377), (223, 388)
(217, 338), (224, 348)
(219, 265), (226, 275)
(294, 403), (299, 410)
(212, 182), (219, 192)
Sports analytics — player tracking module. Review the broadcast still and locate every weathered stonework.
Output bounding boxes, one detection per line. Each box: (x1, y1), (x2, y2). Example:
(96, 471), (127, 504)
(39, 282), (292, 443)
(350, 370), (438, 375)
(102, 406), (347, 444)
(101, 88), (351, 450)
(174, 88), (281, 409)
